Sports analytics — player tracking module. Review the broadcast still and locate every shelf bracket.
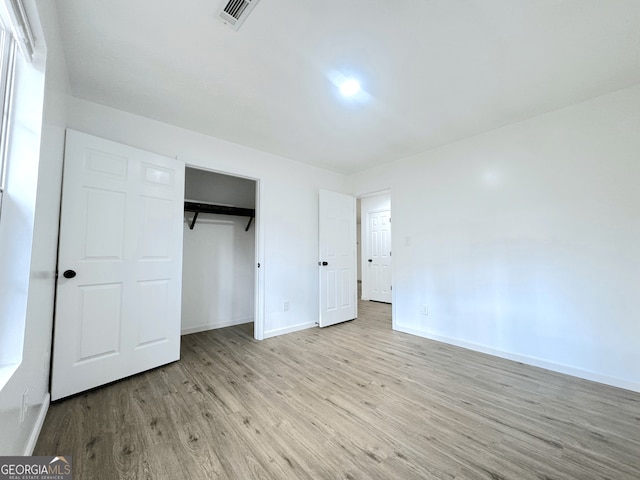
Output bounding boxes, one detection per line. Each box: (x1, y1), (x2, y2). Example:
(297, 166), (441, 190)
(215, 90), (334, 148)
(189, 211), (199, 230)
(245, 216), (254, 232)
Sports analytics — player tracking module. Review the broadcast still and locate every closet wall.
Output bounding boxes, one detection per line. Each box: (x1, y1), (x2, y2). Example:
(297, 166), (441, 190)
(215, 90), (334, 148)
(182, 168), (256, 334)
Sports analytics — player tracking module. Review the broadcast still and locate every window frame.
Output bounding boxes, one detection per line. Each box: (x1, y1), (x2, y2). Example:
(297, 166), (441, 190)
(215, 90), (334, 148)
(0, 26), (16, 220)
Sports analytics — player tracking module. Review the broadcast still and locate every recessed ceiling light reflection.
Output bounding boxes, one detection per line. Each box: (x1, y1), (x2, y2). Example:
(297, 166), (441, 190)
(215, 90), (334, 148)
(339, 78), (361, 98)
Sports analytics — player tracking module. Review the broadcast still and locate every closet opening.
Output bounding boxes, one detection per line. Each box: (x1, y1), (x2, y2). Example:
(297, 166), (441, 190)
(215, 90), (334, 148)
(181, 167), (259, 339)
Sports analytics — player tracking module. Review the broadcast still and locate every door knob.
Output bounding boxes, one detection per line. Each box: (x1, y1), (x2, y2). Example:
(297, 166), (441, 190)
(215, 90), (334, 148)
(318, 261), (328, 266)
(63, 269), (76, 279)
(368, 259), (373, 262)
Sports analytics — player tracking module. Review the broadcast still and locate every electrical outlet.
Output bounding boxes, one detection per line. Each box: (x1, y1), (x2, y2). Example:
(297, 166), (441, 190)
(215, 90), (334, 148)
(421, 305), (429, 316)
(20, 389), (29, 423)
(283, 301), (289, 312)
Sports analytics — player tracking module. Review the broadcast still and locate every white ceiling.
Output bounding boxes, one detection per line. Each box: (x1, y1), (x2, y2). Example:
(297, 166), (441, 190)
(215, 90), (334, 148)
(54, 0), (640, 174)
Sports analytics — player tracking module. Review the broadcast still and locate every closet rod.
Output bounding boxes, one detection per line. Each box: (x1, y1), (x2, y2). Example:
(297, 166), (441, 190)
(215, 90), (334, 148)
(184, 201), (255, 231)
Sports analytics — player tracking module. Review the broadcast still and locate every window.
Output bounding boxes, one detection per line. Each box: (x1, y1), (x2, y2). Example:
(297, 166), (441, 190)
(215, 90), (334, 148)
(0, 0), (36, 389)
(0, 26), (15, 220)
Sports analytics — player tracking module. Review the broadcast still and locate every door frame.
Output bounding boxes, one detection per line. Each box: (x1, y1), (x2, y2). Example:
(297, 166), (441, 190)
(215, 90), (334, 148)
(183, 164), (264, 341)
(357, 189), (395, 329)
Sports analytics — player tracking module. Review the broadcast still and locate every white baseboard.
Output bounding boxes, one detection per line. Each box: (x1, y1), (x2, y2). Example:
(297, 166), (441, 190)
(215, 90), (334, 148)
(395, 325), (640, 393)
(181, 316), (253, 335)
(23, 393), (50, 455)
(264, 321), (316, 339)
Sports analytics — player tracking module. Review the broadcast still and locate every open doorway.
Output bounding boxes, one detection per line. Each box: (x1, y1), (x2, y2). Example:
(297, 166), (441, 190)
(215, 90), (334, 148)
(181, 167), (261, 339)
(358, 191), (392, 305)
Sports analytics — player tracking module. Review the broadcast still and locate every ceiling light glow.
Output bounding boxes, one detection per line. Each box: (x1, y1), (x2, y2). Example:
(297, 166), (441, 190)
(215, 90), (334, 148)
(339, 79), (361, 97)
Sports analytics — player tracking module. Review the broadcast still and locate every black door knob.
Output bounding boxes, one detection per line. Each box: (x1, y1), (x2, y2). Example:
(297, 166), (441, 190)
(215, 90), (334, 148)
(368, 259), (373, 262)
(63, 269), (76, 279)
(322, 261), (328, 266)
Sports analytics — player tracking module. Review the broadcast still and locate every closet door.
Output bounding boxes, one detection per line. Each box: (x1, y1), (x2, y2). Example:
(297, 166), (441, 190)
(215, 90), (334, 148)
(51, 130), (185, 400)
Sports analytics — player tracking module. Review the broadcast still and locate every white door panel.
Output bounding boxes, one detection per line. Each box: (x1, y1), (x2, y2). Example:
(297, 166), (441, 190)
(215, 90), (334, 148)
(319, 190), (356, 327)
(51, 130), (185, 400)
(367, 209), (392, 303)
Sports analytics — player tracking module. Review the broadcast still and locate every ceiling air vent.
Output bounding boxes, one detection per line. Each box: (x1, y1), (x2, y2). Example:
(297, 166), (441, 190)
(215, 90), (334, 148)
(217, 0), (261, 31)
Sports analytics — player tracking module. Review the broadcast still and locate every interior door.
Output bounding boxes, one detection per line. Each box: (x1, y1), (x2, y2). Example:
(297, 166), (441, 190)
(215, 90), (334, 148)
(367, 209), (392, 303)
(51, 130), (185, 401)
(318, 189), (356, 327)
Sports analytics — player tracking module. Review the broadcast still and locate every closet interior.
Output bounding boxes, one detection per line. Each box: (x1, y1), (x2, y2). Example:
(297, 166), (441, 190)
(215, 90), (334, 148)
(181, 167), (256, 335)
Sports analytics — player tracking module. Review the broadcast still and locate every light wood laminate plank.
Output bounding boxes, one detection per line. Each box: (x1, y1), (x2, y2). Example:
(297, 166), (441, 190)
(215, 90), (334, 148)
(35, 299), (640, 479)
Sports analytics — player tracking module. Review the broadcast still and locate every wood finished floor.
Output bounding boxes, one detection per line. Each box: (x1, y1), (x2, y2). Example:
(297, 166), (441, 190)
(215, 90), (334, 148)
(36, 299), (640, 479)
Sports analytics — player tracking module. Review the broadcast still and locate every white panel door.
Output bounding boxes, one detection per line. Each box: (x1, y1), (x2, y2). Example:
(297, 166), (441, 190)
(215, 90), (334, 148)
(367, 209), (392, 303)
(51, 130), (185, 400)
(319, 189), (356, 327)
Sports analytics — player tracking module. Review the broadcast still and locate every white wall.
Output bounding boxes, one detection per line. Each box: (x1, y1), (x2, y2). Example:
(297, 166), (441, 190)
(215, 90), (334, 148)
(0, 0), (69, 455)
(185, 167), (255, 207)
(182, 216), (255, 333)
(353, 84), (640, 392)
(66, 98), (350, 339)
